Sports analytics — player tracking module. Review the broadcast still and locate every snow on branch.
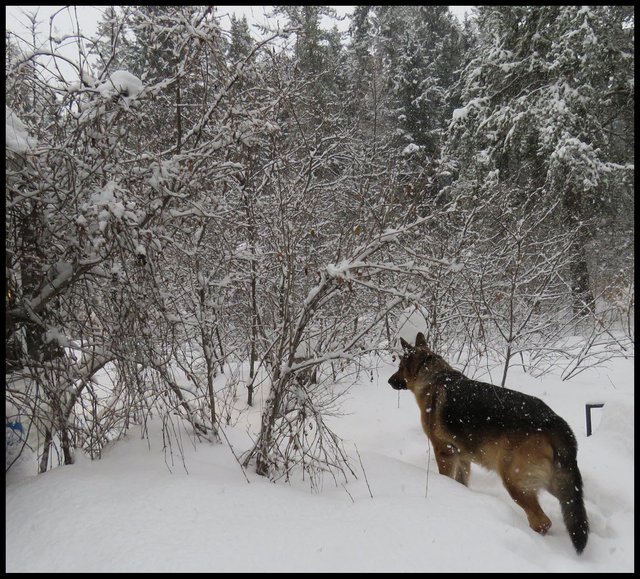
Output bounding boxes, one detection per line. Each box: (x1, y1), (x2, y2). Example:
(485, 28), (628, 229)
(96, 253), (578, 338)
(6, 106), (37, 154)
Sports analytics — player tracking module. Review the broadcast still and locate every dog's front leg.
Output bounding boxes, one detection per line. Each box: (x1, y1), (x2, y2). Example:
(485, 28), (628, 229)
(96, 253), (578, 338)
(432, 441), (467, 486)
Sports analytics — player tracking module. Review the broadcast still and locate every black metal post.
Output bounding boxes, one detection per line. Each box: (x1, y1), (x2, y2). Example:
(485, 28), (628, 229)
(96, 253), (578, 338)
(585, 403), (605, 436)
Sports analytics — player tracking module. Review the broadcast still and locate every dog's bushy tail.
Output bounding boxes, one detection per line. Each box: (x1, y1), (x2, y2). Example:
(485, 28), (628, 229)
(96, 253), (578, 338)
(550, 424), (589, 554)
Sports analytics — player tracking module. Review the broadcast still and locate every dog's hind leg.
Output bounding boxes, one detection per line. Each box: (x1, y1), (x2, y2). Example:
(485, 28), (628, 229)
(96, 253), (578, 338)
(500, 442), (554, 535)
(502, 478), (552, 535)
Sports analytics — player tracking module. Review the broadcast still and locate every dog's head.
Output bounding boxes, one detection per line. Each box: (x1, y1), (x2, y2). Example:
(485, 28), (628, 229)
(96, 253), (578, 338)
(388, 332), (441, 393)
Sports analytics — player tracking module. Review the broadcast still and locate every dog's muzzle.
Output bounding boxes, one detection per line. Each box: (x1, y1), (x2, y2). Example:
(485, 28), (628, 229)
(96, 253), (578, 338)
(388, 375), (407, 390)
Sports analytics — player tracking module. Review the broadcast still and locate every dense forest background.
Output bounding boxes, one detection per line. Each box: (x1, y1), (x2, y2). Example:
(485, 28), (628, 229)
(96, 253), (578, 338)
(5, 6), (634, 482)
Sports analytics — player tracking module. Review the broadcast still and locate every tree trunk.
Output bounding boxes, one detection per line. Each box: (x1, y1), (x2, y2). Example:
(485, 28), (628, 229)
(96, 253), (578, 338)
(562, 185), (596, 316)
(247, 262), (258, 406)
(21, 203), (46, 360)
(39, 428), (52, 473)
(19, 202), (64, 362)
(254, 376), (283, 477)
(59, 416), (74, 466)
(569, 249), (595, 316)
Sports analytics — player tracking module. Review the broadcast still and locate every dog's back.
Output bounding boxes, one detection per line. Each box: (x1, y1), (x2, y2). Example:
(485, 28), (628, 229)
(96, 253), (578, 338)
(435, 368), (571, 448)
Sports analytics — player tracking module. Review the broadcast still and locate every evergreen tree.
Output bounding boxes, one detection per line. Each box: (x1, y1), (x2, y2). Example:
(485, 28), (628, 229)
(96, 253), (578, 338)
(392, 6), (465, 156)
(271, 5), (344, 118)
(227, 14), (253, 63)
(445, 5), (634, 313)
(92, 6), (132, 76)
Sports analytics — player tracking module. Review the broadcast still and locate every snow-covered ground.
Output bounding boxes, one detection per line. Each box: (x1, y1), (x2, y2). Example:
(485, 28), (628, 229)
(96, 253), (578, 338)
(5, 350), (634, 572)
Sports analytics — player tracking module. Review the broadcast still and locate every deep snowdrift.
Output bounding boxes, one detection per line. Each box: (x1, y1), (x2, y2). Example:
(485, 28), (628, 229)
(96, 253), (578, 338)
(5, 352), (634, 572)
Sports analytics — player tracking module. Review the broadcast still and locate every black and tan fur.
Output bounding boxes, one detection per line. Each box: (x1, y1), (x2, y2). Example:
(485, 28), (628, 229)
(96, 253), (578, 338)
(388, 332), (589, 554)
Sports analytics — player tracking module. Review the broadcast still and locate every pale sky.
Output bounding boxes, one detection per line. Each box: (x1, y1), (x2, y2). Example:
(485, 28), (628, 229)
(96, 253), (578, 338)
(6, 5), (474, 40)
(5, 5), (473, 84)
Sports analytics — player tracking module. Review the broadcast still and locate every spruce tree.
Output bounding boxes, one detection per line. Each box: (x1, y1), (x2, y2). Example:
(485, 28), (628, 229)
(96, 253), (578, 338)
(445, 5), (634, 314)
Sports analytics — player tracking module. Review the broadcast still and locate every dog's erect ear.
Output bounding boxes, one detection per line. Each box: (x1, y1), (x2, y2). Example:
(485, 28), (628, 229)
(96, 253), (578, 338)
(400, 337), (412, 351)
(415, 332), (427, 348)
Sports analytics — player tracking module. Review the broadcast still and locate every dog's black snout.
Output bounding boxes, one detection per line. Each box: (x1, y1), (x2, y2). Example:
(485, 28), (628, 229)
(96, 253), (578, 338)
(388, 374), (407, 390)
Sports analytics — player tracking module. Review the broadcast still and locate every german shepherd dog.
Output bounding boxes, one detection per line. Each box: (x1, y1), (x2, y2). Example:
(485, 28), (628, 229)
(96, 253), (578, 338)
(388, 332), (589, 554)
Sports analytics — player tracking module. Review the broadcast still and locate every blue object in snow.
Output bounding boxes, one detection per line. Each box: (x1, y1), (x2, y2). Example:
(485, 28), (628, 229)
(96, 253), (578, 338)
(6, 421), (25, 452)
(7, 421), (24, 434)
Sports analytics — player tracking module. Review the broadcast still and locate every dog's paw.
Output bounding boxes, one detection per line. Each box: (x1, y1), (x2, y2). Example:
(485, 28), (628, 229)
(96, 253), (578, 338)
(531, 518), (552, 535)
